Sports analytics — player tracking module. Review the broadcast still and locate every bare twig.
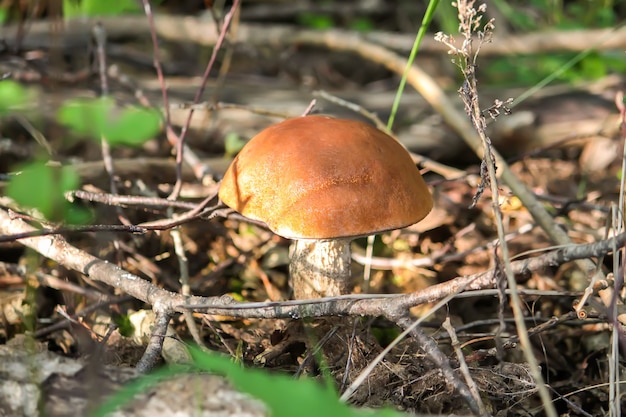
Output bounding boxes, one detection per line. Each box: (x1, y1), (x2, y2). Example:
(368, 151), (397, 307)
(442, 317), (486, 415)
(92, 23), (130, 227)
(396, 315), (483, 416)
(169, 0), (241, 200)
(141, 0), (172, 131)
(106, 65), (215, 184)
(0, 196), (225, 242)
(171, 210), (205, 348)
(68, 190), (200, 211)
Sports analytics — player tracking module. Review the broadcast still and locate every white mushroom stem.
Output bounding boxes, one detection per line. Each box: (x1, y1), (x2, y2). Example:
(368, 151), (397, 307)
(289, 238), (351, 299)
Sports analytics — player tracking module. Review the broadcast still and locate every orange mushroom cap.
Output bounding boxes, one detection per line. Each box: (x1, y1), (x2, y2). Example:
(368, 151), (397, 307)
(218, 115), (433, 240)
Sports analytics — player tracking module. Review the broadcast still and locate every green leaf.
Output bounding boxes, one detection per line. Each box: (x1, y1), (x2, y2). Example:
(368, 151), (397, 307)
(189, 347), (404, 417)
(57, 97), (161, 146)
(0, 81), (32, 114)
(6, 161), (87, 223)
(349, 17), (374, 33)
(579, 54), (606, 80)
(224, 132), (246, 158)
(113, 314), (135, 337)
(63, 0), (139, 18)
(104, 106), (162, 146)
(57, 97), (111, 136)
(92, 348), (404, 417)
(297, 13), (334, 30)
(91, 367), (180, 417)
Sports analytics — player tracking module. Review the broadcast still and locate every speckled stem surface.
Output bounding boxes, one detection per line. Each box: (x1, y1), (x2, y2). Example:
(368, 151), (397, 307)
(289, 238), (351, 299)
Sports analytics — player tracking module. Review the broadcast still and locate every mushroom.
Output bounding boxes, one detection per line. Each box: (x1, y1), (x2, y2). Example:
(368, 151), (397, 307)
(218, 115), (432, 299)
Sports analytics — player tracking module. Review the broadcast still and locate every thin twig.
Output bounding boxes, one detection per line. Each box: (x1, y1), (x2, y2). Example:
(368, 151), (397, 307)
(171, 210), (205, 348)
(169, 0), (241, 200)
(92, 23), (130, 226)
(141, 0), (171, 129)
(442, 317), (486, 415)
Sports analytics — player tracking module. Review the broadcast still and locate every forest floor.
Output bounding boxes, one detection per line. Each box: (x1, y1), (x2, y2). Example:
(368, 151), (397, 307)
(0, 1), (625, 416)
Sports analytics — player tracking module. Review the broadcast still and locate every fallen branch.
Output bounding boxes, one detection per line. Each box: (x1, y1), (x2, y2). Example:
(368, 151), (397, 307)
(4, 16), (626, 57)
(1, 207), (623, 320)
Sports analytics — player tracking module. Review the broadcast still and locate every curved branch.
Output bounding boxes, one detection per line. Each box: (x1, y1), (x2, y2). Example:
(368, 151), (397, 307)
(1, 207), (622, 320)
(5, 16), (626, 56)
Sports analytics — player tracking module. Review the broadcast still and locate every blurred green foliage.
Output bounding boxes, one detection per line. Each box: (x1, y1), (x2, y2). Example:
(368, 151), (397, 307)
(93, 346), (406, 417)
(297, 12), (335, 30)
(485, 0), (624, 86)
(296, 12), (375, 32)
(6, 160), (90, 223)
(189, 347), (405, 417)
(492, 0), (619, 30)
(57, 97), (161, 147)
(62, 0), (140, 18)
(113, 314), (135, 338)
(0, 81), (32, 114)
(1, 81), (160, 223)
(223, 131), (246, 159)
(0, 0), (143, 23)
(486, 50), (626, 86)
(0, 81), (85, 223)
(294, 1), (623, 87)
(349, 17), (375, 32)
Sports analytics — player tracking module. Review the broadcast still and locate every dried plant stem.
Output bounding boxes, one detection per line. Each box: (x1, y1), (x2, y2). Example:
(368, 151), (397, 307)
(430, 12), (622, 329)
(93, 23), (130, 227)
(464, 60), (558, 417)
(471, 121), (558, 414)
(438, 2), (556, 416)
